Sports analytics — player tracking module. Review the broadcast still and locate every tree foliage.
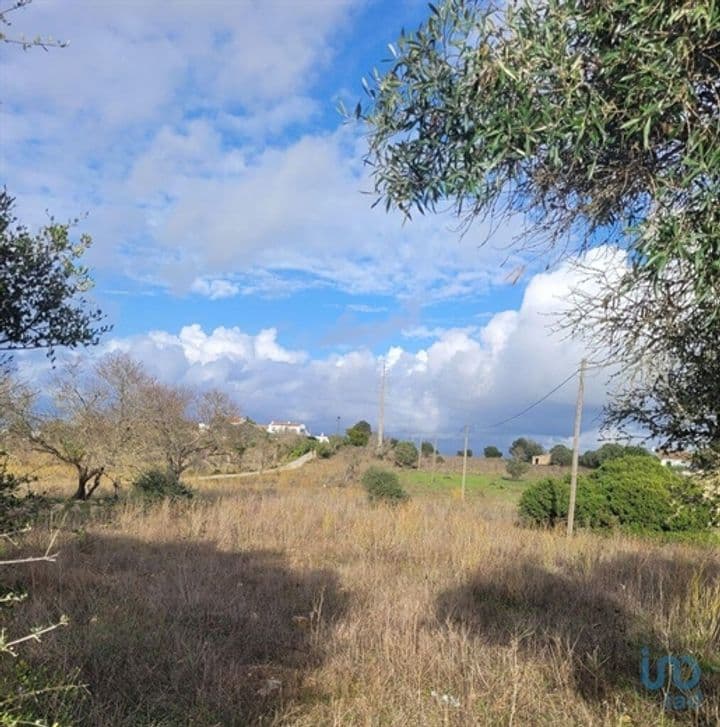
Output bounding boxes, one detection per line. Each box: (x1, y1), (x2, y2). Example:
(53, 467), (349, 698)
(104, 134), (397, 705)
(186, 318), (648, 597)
(0, 191), (108, 366)
(549, 444), (572, 466)
(346, 420), (372, 447)
(360, 0), (720, 300)
(394, 440), (418, 468)
(509, 438), (544, 463)
(519, 456), (713, 532)
(359, 0), (720, 457)
(483, 445), (502, 458)
(506, 457), (529, 480)
(579, 443), (652, 469)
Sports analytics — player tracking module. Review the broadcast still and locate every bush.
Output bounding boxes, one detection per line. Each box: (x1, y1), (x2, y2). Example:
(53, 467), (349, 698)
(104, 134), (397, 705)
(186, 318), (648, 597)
(132, 469), (193, 501)
(420, 441), (434, 456)
(362, 467), (409, 504)
(316, 443), (333, 459)
(287, 437), (318, 460)
(518, 456), (713, 532)
(394, 441), (418, 468)
(506, 457), (529, 480)
(457, 449), (473, 457)
(483, 445), (502, 458)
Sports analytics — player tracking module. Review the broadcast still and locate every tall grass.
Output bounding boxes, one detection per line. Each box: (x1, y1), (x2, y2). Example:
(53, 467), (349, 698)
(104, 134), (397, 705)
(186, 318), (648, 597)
(1, 475), (718, 725)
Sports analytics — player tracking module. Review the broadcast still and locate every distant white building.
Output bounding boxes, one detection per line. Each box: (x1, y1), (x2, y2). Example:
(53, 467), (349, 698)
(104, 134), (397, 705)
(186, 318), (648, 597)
(267, 420), (310, 436)
(315, 433), (330, 443)
(655, 449), (692, 470)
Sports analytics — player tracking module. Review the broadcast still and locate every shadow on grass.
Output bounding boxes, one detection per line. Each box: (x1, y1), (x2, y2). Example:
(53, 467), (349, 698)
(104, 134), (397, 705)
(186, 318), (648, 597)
(435, 551), (720, 720)
(12, 534), (348, 726)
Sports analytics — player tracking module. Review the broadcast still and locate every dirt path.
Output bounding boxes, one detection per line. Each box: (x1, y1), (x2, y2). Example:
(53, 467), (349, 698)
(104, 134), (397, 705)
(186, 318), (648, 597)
(195, 451), (317, 481)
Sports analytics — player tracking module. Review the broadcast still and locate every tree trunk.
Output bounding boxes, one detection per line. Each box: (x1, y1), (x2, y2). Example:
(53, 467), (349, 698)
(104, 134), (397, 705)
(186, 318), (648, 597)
(73, 469), (91, 500)
(86, 469), (104, 498)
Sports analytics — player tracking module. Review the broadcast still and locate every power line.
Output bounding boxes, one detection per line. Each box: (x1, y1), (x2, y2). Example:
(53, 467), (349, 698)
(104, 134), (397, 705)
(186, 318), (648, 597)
(479, 368), (580, 430)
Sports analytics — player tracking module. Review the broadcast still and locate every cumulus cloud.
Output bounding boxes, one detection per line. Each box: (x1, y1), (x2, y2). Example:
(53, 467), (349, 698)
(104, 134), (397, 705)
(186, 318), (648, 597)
(77, 251), (622, 450)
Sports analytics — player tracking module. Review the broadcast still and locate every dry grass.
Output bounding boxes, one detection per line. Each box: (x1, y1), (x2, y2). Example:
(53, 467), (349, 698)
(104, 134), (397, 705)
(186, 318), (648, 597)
(1, 465), (719, 726)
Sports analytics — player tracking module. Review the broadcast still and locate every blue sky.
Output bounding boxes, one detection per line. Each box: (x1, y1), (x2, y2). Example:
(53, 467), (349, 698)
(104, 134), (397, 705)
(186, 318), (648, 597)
(1, 0), (625, 453)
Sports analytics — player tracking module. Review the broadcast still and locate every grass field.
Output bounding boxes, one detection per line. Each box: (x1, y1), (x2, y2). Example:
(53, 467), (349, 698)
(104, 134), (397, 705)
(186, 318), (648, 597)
(1, 456), (719, 726)
(400, 469), (543, 505)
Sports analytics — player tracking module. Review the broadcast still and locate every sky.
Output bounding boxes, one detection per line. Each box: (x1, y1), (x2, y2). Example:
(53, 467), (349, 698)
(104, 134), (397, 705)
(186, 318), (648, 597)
(1, 0), (630, 454)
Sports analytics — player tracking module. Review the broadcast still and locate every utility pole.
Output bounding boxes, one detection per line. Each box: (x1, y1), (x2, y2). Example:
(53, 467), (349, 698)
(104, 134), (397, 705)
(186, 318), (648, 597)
(336, 416), (341, 437)
(417, 436), (423, 470)
(377, 358), (386, 452)
(431, 436), (438, 486)
(461, 425), (469, 500)
(567, 358), (587, 537)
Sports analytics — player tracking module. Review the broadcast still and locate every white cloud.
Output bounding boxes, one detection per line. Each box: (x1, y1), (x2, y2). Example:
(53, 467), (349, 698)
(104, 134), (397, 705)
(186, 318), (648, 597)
(1, 1), (530, 302)
(66, 251), (622, 449)
(190, 278), (240, 300)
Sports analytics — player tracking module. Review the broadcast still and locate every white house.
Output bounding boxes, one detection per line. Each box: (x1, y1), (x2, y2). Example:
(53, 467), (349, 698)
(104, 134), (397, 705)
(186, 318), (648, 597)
(267, 420), (310, 436)
(315, 433), (330, 443)
(655, 449), (692, 470)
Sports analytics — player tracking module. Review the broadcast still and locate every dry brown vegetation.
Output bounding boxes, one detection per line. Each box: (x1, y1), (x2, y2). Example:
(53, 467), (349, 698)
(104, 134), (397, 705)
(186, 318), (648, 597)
(1, 458), (719, 726)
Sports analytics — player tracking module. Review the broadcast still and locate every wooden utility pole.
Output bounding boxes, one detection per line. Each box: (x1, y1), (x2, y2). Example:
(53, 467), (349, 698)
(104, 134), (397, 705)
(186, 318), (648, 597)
(431, 436), (438, 486)
(567, 358), (587, 537)
(376, 359), (386, 453)
(461, 425), (469, 500)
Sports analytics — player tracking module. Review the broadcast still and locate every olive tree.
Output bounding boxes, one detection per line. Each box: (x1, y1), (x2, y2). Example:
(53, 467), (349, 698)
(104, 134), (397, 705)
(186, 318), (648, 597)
(0, 191), (108, 370)
(359, 0), (720, 458)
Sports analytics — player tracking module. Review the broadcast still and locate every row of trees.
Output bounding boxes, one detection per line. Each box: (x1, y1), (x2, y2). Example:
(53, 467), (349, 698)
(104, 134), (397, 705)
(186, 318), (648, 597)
(1, 353), (263, 499)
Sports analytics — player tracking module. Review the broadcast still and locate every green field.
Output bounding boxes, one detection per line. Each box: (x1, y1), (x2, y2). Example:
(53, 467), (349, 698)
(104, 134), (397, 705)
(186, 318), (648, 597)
(399, 469), (533, 504)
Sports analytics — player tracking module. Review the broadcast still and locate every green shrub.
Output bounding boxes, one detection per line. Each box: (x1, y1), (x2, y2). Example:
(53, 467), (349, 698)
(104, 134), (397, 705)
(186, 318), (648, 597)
(393, 441), (418, 468)
(316, 443), (333, 459)
(518, 477), (567, 527)
(132, 469), (193, 501)
(505, 457), (529, 480)
(483, 445), (502, 458)
(518, 455), (712, 532)
(287, 437), (318, 460)
(362, 467), (409, 504)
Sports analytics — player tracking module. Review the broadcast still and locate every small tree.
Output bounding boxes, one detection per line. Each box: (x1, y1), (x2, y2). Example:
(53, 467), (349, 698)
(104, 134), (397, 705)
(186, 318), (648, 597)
(506, 458), (530, 481)
(394, 441), (418, 468)
(7, 365), (112, 500)
(0, 191), (108, 368)
(457, 449), (473, 458)
(141, 381), (217, 480)
(483, 445), (502, 458)
(420, 441), (434, 457)
(346, 420), (371, 447)
(549, 444), (573, 467)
